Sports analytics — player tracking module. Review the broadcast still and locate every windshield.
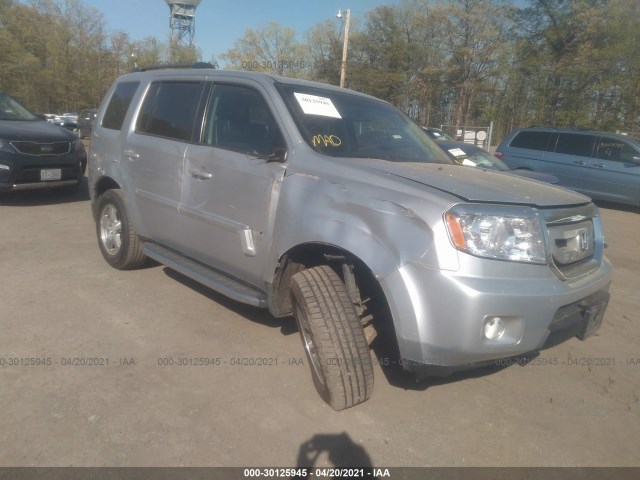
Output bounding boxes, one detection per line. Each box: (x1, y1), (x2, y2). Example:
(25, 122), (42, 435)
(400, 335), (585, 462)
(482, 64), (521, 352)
(277, 84), (451, 164)
(0, 93), (38, 121)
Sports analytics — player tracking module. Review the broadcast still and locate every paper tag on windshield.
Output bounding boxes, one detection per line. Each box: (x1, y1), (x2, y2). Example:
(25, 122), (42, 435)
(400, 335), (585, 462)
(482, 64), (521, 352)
(448, 148), (466, 157)
(461, 159), (477, 166)
(294, 93), (342, 118)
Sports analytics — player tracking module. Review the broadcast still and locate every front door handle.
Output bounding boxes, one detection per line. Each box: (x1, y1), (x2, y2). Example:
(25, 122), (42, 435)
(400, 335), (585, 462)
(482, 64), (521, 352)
(573, 160), (586, 165)
(188, 167), (213, 180)
(592, 163), (605, 168)
(124, 149), (140, 161)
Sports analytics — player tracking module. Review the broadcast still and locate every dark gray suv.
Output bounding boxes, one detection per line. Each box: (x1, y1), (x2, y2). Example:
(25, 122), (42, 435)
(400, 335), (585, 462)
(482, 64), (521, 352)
(496, 127), (640, 207)
(0, 92), (87, 192)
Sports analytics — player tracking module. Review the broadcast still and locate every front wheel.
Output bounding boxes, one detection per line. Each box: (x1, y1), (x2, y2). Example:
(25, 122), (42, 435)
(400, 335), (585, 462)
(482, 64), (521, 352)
(291, 265), (374, 410)
(96, 189), (146, 270)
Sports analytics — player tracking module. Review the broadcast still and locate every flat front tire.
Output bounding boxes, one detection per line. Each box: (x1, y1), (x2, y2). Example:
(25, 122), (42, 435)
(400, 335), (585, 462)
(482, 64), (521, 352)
(96, 189), (146, 270)
(291, 265), (374, 410)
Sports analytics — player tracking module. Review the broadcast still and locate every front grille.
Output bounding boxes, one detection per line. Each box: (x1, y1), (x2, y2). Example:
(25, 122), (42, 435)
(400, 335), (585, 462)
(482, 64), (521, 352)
(542, 204), (599, 279)
(10, 141), (71, 156)
(548, 220), (594, 265)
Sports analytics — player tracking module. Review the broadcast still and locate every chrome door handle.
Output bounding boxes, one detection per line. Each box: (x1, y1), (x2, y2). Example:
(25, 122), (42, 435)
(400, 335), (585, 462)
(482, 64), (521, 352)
(573, 160), (586, 165)
(188, 167), (213, 180)
(592, 163), (605, 168)
(124, 150), (140, 160)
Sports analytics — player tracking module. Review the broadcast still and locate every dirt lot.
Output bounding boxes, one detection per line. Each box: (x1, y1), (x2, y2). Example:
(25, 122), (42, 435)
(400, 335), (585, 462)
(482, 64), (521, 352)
(0, 180), (639, 468)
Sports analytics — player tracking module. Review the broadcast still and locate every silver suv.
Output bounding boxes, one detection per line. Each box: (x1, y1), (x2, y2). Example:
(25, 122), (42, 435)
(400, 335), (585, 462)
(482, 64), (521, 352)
(89, 68), (612, 410)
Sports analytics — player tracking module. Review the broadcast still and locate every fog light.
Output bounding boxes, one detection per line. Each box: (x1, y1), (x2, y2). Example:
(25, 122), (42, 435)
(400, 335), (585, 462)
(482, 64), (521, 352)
(484, 316), (506, 340)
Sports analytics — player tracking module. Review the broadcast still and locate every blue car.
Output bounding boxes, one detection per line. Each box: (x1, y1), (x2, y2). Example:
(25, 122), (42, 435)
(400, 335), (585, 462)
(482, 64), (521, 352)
(496, 128), (640, 206)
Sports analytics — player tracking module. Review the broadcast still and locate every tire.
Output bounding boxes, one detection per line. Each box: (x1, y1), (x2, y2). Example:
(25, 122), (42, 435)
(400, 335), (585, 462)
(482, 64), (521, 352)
(95, 189), (146, 270)
(291, 265), (374, 410)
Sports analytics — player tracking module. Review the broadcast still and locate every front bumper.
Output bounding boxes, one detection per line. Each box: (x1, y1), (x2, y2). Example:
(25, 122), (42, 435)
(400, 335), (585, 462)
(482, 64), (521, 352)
(380, 258), (612, 375)
(0, 179), (81, 191)
(0, 159), (85, 192)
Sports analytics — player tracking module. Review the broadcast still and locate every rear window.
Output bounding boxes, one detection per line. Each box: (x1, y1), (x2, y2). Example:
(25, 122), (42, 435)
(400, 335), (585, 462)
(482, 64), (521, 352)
(136, 81), (205, 142)
(101, 82), (139, 130)
(510, 131), (553, 151)
(555, 133), (596, 157)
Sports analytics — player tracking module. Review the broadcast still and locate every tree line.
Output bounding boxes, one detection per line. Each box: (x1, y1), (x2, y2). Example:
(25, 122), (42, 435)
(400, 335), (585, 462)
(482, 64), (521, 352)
(0, 0), (194, 115)
(2, 0), (638, 143)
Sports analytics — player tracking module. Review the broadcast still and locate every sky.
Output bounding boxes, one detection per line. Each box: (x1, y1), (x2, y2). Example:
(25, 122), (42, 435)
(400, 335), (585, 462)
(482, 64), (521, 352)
(82, 0), (397, 65)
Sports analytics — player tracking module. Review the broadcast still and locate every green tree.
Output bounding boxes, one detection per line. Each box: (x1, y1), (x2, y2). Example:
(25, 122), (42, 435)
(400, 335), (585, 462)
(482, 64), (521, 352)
(305, 19), (343, 85)
(221, 21), (308, 77)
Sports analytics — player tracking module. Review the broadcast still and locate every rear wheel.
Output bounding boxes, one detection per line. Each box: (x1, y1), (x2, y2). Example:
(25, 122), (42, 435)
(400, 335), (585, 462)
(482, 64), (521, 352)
(291, 265), (374, 410)
(96, 189), (146, 269)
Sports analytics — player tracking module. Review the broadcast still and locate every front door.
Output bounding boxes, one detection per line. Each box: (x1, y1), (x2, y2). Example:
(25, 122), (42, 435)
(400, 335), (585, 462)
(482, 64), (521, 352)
(179, 83), (287, 287)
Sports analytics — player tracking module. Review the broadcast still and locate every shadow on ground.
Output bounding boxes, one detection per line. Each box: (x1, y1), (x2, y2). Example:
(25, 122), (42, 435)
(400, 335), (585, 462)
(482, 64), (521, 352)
(161, 265), (532, 395)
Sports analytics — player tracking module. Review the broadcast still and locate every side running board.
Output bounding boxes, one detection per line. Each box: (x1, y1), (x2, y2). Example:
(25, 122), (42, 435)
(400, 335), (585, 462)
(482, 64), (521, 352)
(143, 243), (268, 308)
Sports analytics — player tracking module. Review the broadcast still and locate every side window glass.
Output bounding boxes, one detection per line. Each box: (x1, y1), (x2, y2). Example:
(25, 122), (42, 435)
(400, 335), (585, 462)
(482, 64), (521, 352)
(596, 137), (639, 163)
(510, 131), (552, 151)
(555, 134), (596, 157)
(136, 81), (204, 142)
(202, 84), (285, 157)
(102, 82), (139, 130)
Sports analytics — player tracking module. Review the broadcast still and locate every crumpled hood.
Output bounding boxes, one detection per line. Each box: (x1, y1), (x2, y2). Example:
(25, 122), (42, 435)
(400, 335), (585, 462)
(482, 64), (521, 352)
(366, 162), (589, 207)
(0, 119), (75, 142)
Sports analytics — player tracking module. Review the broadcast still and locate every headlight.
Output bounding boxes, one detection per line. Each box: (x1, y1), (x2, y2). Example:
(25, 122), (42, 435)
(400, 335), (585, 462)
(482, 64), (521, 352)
(445, 204), (546, 264)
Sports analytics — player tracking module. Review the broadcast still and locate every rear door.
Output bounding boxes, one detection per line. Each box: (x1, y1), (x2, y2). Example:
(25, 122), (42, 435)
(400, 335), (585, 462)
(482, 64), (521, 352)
(125, 80), (206, 249)
(545, 132), (598, 194)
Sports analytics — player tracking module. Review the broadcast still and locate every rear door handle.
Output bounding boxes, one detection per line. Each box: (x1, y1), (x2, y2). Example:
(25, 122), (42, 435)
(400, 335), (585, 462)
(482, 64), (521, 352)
(592, 163), (605, 168)
(573, 160), (586, 165)
(188, 167), (213, 180)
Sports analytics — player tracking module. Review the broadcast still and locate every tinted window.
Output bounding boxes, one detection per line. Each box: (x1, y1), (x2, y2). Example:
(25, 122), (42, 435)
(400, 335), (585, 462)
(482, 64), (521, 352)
(510, 131), (553, 151)
(136, 81), (204, 142)
(596, 137), (640, 163)
(555, 133), (596, 157)
(102, 82), (139, 130)
(201, 84), (284, 156)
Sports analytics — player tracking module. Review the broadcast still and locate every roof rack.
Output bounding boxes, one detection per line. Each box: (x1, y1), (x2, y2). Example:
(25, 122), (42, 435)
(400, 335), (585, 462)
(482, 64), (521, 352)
(133, 62), (217, 72)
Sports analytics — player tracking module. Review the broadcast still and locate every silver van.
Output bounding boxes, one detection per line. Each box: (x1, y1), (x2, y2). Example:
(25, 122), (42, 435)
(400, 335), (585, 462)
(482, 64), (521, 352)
(496, 128), (640, 207)
(89, 68), (612, 410)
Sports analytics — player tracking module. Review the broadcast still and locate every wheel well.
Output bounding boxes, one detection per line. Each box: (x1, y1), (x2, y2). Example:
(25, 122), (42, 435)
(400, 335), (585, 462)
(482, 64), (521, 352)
(270, 244), (393, 335)
(95, 176), (121, 198)
(92, 176), (121, 218)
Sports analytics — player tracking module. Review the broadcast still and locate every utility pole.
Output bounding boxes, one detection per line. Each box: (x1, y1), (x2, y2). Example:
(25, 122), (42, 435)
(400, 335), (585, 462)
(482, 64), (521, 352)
(338, 8), (351, 88)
